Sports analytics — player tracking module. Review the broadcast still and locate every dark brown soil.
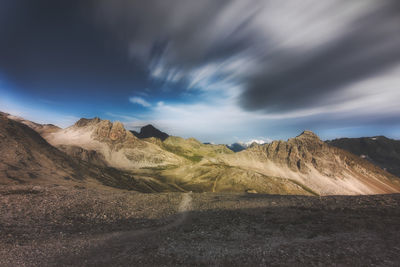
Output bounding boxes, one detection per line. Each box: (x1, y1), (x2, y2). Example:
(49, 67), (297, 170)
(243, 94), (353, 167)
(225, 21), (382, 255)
(1, 185), (400, 266)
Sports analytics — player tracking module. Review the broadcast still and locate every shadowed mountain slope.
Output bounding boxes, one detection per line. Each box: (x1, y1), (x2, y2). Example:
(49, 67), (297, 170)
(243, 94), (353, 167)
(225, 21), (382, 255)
(328, 136), (400, 177)
(5, 113), (61, 136)
(0, 113), (114, 186)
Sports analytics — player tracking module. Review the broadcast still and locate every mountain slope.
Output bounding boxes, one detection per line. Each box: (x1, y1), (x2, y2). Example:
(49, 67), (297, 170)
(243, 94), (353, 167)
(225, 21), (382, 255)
(328, 136), (400, 177)
(44, 118), (184, 170)
(162, 136), (233, 162)
(0, 113), (115, 186)
(5, 113), (61, 136)
(0, 113), (187, 192)
(218, 131), (400, 195)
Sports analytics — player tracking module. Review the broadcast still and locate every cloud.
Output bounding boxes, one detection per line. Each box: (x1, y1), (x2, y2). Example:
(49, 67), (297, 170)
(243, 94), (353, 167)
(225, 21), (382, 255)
(1, 0), (400, 142)
(239, 1), (400, 113)
(129, 97), (151, 107)
(94, 0), (400, 118)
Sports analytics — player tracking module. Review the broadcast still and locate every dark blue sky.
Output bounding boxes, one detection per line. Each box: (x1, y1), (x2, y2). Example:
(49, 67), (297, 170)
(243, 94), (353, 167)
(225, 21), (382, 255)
(1, 0), (400, 143)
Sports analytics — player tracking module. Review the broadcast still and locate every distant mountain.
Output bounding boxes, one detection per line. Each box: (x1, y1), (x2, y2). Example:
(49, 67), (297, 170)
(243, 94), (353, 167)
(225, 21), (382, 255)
(227, 143), (247, 152)
(327, 136), (400, 177)
(131, 124), (169, 141)
(227, 140), (268, 152)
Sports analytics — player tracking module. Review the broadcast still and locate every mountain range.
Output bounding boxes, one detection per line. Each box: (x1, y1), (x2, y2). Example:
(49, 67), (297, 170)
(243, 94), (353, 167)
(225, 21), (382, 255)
(2, 111), (400, 196)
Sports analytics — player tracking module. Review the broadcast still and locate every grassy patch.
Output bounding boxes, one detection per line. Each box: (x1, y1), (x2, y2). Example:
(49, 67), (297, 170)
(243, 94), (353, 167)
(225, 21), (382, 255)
(162, 144), (203, 162)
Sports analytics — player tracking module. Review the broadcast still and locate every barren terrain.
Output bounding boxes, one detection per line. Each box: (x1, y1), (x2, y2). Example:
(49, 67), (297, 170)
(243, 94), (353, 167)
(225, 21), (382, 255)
(1, 185), (400, 266)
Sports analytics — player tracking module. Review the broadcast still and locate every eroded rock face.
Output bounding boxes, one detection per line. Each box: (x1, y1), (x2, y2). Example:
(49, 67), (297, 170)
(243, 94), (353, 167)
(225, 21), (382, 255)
(57, 145), (108, 167)
(251, 131), (342, 175)
(109, 121), (126, 141)
(94, 120), (113, 140)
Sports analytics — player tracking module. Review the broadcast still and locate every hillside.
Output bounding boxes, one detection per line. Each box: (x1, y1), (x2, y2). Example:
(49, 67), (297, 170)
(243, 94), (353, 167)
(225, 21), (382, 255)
(0, 113), (184, 192)
(44, 118), (184, 170)
(217, 131), (400, 195)
(161, 136), (234, 163)
(328, 136), (400, 177)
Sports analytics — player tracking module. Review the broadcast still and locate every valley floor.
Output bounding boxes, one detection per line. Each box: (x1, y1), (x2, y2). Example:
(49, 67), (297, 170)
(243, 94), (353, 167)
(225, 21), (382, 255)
(1, 185), (400, 266)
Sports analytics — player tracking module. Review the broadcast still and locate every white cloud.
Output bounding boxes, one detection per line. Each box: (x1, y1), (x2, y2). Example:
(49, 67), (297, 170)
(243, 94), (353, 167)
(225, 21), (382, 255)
(129, 96), (151, 107)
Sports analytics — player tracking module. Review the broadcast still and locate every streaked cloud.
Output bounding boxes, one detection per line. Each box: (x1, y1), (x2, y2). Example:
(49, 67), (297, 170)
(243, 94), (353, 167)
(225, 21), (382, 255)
(1, 0), (400, 142)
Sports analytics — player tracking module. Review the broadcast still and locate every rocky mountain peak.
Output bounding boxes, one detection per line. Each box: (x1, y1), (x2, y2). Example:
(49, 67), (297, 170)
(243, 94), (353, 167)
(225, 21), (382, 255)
(74, 117), (101, 127)
(142, 124), (157, 131)
(92, 120), (133, 143)
(296, 130), (320, 140)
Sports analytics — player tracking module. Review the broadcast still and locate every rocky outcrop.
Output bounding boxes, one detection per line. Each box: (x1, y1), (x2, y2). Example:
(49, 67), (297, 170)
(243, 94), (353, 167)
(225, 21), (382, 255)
(255, 131), (339, 175)
(93, 120), (131, 144)
(57, 145), (108, 167)
(74, 117), (101, 128)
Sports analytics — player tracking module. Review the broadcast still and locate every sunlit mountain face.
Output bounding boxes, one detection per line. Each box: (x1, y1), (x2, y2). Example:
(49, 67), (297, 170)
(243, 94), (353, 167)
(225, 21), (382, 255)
(1, 0), (400, 143)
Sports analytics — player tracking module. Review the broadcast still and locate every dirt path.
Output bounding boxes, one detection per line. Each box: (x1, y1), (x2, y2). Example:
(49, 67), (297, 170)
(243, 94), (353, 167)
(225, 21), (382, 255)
(94, 192), (192, 246)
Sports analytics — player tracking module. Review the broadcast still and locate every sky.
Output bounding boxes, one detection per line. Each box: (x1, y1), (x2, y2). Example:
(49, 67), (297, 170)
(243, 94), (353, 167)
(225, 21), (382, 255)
(1, 0), (400, 144)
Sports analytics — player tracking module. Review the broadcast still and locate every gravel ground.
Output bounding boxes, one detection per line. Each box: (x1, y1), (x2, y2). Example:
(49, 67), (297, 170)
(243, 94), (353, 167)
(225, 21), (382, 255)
(1, 185), (400, 266)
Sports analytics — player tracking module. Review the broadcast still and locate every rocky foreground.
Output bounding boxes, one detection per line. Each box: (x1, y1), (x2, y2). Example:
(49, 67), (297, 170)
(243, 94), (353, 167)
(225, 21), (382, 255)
(1, 185), (400, 266)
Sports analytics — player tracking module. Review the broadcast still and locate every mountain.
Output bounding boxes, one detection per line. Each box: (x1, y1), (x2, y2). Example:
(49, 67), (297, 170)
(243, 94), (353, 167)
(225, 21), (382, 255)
(0, 113), (190, 192)
(227, 142), (247, 152)
(131, 124), (169, 141)
(227, 140), (268, 152)
(216, 131), (400, 195)
(2, 112), (400, 196)
(327, 136), (400, 177)
(44, 118), (183, 170)
(0, 112), (126, 188)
